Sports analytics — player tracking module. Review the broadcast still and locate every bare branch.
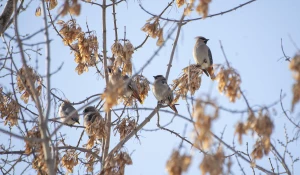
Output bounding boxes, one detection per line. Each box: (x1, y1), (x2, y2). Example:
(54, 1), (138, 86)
(140, 0), (256, 24)
(165, 14), (185, 81)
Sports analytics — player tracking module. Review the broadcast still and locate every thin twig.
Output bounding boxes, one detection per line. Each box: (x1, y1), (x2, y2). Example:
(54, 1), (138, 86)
(270, 143), (291, 175)
(112, 0), (118, 42)
(13, 0), (55, 174)
(280, 90), (300, 129)
(165, 13), (185, 81)
(101, 0), (112, 167)
(134, 35), (149, 50)
(140, 0), (256, 24)
(107, 106), (159, 157)
(280, 38), (291, 62)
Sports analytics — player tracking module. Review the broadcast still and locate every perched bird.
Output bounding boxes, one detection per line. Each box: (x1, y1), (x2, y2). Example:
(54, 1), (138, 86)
(83, 106), (101, 137)
(108, 67), (142, 103)
(107, 67), (122, 86)
(193, 36), (215, 79)
(58, 101), (80, 125)
(122, 75), (142, 103)
(152, 75), (178, 113)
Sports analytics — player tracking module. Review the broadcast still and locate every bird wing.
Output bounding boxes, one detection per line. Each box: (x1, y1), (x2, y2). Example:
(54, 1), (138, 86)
(85, 113), (97, 123)
(208, 47), (213, 64)
(167, 87), (174, 104)
(161, 79), (170, 90)
(63, 105), (75, 116)
(129, 84), (142, 103)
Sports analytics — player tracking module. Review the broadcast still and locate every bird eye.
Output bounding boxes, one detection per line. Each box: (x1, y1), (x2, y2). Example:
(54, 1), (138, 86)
(204, 59), (207, 63)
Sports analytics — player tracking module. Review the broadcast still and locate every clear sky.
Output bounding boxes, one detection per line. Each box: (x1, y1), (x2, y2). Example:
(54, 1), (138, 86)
(1, 0), (300, 174)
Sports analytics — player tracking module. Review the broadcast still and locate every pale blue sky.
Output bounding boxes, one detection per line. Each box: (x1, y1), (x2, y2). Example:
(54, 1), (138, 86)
(1, 0), (300, 174)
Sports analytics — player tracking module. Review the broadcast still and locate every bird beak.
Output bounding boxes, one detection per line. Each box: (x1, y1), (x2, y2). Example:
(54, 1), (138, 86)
(76, 121), (80, 124)
(206, 39), (209, 41)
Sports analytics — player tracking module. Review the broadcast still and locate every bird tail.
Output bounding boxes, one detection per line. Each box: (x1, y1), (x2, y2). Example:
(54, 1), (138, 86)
(207, 66), (216, 80)
(169, 104), (178, 114)
(132, 90), (143, 104)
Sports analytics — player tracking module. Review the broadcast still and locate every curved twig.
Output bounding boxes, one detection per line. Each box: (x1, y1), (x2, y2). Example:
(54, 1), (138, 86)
(139, 0), (256, 24)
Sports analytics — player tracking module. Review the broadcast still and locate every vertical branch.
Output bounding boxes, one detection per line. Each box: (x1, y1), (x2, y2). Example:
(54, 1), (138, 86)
(102, 1), (109, 83)
(165, 14), (185, 81)
(42, 1), (51, 123)
(42, 0), (55, 170)
(101, 0), (112, 168)
(13, 0), (55, 174)
(112, 0), (118, 42)
(219, 40), (230, 67)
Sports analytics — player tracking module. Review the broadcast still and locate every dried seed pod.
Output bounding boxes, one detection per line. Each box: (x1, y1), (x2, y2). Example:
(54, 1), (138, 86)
(200, 148), (224, 175)
(111, 42), (124, 58)
(196, 0), (212, 18)
(132, 75), (150, 103)
(16, 66), (42, 104)
(193, 99), (219, 150)
(172, 64), (202, 103)
(49, 0), (58, 10)
(166, 150), (192, 175)
(114, 118), (136, 140)
(141, 21), (159, 38)
(61, 150), (79, 173)
(289, 54), (300, 111)
(176, 0), (185, 8)
(156, 28), (164, 46)
(123, 40), (134, 60)
(0, 89), (20, 127)
(216, 66), (241, 102)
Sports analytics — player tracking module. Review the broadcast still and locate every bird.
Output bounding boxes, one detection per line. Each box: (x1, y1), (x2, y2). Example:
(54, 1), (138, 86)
(58, 101), (80, 125)
(152, 75), (178, 113)
(107, 67), (122, 86)
(108, 67), (142, 103)
(193, 36), (215, 79)
(83, 106), (101, 137)
(122, 75), (143, 103)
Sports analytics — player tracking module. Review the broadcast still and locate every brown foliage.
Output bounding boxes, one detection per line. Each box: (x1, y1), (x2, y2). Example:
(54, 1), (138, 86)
(0, 89), (20, 126)
(16, 66), (42, 104)
(61, 150), (79, 173)
(166, 150), (192, 175)
(216, 66), (241, 102)
(290, 54), (300, 111)
(193, 99), (219, 150)
(103, 151), (132, 175)
(200, 148), (224, 175)
(172, 65), (203, 103)
(114, 118), (136, 140)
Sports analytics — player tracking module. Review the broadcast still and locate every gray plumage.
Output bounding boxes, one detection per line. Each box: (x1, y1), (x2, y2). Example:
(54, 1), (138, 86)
(122, 75), (142, 103)
(108, 67), (122, 86)
(193, 36), (214, 78)
(152, 75), (178, 113)
(83, 106), (101, 137)
(59, 101), (80, 125)
(108, 67), (142, 103)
